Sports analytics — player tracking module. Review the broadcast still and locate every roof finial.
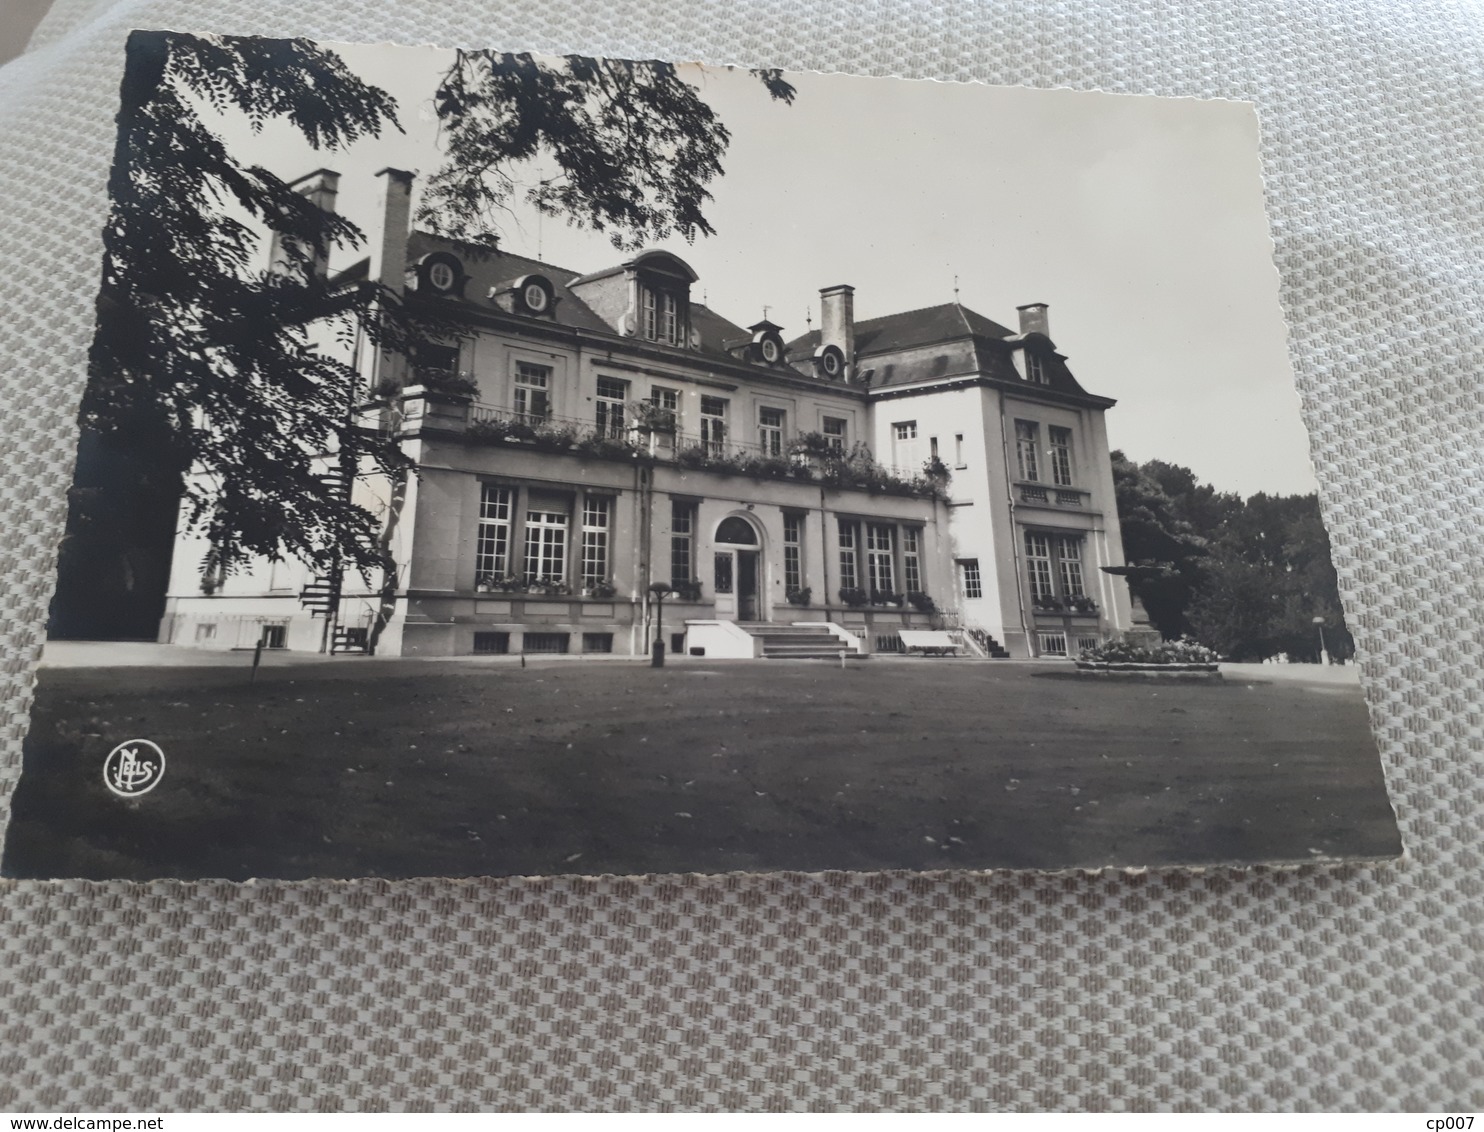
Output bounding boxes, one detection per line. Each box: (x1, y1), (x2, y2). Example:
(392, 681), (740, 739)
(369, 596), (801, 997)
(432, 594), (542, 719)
(762, 304), (771, 321)
(953, 273), (960, 302)
(805, 304), (812, 331)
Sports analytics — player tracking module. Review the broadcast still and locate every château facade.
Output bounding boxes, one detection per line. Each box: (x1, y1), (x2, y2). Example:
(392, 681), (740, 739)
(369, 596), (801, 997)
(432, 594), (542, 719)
(158, 167), (1133, 659)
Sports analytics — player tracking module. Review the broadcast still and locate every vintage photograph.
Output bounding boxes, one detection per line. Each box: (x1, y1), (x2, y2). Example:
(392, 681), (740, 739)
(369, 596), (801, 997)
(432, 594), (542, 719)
(2, 33), (1401, 880)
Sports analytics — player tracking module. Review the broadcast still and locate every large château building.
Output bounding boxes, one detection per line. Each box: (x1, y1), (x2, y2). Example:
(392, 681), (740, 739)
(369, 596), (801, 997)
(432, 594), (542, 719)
(157, 167), (1134, 659)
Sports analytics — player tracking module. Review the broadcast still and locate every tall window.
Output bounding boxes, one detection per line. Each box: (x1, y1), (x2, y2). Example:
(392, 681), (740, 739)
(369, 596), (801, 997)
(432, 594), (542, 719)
(523, 510), (568, 583)
(650, 386), (679, 429)
(783, 513), (803, 592)
(758, 407), (785, 456)
(1057, 535), (1086, 598)
(580, 496), (611, 587)
(892, 421), (918, 469)
(595, 377), (628, 438)
(954, 433), (966, 468)
(414, 342), (460, 387)
(1015, 420), (1040, 482)
(476, 485), (512, 579)
(700, 396), (727, 456)
(1048, 426), (1073, 487)
(670, 500), (696, 586)
(903, 527), (922, 593)
(1024, 532), (1054, 602)
(960, 559), (983, 600)
(1026, 352), (1048, 384)
(866, 524), (896, 594)
(838, 521), (859, 591)
(514, 362), (551, 422)
(643, 288), (680, 344)
(822, 416), (847, 450)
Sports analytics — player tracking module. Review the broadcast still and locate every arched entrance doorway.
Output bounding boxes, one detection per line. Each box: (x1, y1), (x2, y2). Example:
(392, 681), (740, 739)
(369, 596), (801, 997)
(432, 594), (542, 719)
(713, 514), (763, 622)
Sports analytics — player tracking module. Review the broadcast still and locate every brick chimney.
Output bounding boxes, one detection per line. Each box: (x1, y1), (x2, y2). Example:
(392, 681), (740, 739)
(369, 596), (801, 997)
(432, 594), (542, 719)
(269, 168), (339, 279)
(370, 167), (415, 292)
(1016, 302), (1050, 339)
(819, 284), (856, 368)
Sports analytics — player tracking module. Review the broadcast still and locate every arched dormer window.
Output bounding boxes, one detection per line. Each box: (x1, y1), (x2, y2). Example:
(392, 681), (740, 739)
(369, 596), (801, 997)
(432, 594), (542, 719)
(632, 250), (697, 348)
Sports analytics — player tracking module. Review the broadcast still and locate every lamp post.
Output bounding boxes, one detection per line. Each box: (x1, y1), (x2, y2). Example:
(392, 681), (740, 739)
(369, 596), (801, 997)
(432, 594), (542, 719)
(649, 582), (674, 667)
(1312, 615), (1329, 666)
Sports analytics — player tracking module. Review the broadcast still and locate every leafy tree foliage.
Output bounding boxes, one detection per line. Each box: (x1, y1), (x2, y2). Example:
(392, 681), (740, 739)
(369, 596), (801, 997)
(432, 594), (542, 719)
(1111, 452), (1354, 662)
(1108, 451), (1208, 636)
(58, 35), (793, 638)
(420, 53), (794, 250)
(77, 31), (425, 590)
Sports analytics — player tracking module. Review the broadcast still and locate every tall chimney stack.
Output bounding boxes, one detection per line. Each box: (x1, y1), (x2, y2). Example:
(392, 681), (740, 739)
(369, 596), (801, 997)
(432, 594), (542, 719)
(270, 168), (339, 279)
(371, 167), (415, 292)
(1016, 302), (1050, 339)
(819, 284), (856, 369)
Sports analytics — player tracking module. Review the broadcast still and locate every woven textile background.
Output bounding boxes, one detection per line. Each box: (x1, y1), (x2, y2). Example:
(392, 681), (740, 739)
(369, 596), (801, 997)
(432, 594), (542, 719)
(1, 0), (1480, 1112)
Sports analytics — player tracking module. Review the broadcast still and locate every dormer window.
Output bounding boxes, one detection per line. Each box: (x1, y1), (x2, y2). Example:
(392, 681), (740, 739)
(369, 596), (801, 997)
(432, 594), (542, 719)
(642, 288), (681, 344)
(1026, 351), (1048, 384)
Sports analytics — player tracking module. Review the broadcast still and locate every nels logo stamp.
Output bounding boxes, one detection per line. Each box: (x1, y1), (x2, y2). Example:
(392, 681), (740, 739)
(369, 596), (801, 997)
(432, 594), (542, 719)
(103, 739), (166, 798)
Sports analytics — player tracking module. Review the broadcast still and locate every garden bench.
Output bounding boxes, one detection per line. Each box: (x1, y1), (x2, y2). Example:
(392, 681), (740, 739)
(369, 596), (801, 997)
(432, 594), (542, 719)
(898, 630), (959, 657)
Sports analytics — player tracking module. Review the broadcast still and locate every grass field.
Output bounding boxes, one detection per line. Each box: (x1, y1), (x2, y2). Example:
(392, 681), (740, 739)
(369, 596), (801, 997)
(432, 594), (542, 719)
(2, 657), (1401, 880)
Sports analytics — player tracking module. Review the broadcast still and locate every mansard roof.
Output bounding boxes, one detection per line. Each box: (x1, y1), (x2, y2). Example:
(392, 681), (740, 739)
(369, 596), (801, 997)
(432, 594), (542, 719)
(784, 300), (1106, 402)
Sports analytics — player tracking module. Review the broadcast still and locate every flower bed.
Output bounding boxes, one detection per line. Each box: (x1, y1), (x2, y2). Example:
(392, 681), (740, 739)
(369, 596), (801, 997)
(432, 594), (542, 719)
(1074, 636), (1221, 676)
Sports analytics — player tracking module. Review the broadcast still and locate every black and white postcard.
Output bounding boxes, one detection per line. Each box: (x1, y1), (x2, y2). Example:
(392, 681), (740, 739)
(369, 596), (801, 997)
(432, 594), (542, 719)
(2, 34), (1401, 880)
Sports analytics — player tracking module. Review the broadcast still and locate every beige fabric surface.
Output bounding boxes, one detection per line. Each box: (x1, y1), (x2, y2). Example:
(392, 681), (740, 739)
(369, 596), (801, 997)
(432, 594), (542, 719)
(1, 0), (1481, 1111)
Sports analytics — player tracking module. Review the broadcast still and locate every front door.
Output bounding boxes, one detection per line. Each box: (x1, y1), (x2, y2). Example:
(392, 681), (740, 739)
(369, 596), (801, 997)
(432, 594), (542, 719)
(713, 549), (762, 622)
(737, 550), (759, 621)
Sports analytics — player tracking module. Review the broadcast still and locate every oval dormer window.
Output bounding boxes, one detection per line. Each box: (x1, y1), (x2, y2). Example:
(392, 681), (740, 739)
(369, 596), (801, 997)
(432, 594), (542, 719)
(820, 348), (843, 378)
(428, 261), (457, 292)
(760, 337), (781, 364)
(523, 282), (550, 313)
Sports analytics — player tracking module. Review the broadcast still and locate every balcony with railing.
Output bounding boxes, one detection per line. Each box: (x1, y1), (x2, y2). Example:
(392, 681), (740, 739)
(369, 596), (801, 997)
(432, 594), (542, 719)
(389, 390), (947, 499)
(1015, 481), (1090, 508)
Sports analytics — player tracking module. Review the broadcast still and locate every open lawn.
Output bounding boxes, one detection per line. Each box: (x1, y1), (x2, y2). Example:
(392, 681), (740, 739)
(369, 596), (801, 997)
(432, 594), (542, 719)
(2, 657), (1401, 880)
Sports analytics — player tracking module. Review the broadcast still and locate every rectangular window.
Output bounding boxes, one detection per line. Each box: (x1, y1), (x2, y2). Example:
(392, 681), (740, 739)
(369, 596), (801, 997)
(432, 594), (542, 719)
(523, 510), (568, 584)
(642, 289), (657, 340)
(822, 416), (847, 450)
(1048, 426), (1073, 487)
(670, 500), (695, 586)
(1026, 353), (1048, 384)
(866, 523), (896, 595)
(700, 396), (727, 456)
(473, 631), (510, 655)
(1076, 635), (1100, 654)
(838, 520), (859, 591)
(713, 552), (734, 594)
(892, 421), (919, 471)
(595, 376), (628, 438)
(1025, 532), (1054, 602)
(758, 406), (785, 456)
(260, 623), (287, 649)
(1038, 631), (1068, 656)
(580, 496), (611, 588)
(903, 528), (922, 593)
(960, 559), (983, 600)
(1058, 536), (1085, 598)
(661, 292), (678, 344)
(523, 632), (570, 654)
(414, 342), (460, 387)
(893, 421), (917, 440)
(514, 362), (551, 422)
(650, 386), (679, 429)
(1015, 420), (1040, 482)
(476, 484), (512, 581)
(582, 632), (614, 654)
(929, 436), (939, 460)
(194, 622), (217, 642)
(954, 434), (966, 468)
(783, 513), (803, 592)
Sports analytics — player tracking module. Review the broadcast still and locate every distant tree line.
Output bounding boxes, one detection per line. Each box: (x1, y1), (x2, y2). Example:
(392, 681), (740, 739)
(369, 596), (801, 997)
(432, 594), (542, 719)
(1110, 452), (1354, 662)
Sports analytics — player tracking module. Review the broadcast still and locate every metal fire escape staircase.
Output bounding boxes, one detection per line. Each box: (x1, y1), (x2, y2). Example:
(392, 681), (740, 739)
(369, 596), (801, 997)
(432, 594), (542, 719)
(297, 466), (368, 654)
